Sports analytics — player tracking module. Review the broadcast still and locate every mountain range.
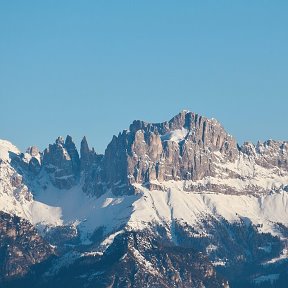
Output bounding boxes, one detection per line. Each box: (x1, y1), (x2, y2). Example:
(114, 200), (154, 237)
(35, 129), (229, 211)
(0, 110), (288, 287)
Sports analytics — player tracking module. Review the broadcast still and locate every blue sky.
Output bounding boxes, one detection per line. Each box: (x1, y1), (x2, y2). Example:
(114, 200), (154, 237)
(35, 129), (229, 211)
(0, 1), (287, 153)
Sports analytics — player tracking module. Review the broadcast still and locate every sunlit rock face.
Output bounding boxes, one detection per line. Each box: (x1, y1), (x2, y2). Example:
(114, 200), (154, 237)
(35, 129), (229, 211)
(104, 111), (238, 195)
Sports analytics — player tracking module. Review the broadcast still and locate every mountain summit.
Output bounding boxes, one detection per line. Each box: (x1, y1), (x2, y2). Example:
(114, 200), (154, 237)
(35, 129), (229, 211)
(0, 111), (288, 287)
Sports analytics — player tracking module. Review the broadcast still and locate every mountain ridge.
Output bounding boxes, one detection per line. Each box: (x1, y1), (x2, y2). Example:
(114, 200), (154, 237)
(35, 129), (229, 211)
(0, 110), (288, 287)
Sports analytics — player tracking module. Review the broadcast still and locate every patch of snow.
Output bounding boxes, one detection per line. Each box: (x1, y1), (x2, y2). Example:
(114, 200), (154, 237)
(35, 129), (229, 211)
(265, 248), (288, 264)
(0, 139), (20, 162)
(22, 153), (32, 164)
(81, 251), (103, 257)
(99, 230), (124, 251)
(31, 201), (63, 226)
(131, 247), (159, 276)
(206, 244), (218, 253)
(212, 260), (227, 267)
(258, 244), (272, 253)
(161, 128), (188, 142)
(77, 271), (104, 280)
(253, 274), (279, 285)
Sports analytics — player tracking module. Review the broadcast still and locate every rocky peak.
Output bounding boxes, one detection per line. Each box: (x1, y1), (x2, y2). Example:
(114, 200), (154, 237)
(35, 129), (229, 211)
(80, 136), (91, 170)
(168, 109), (192, 130)
(79, 136), (105, 197)
(241, 139), (288, 170)
(64, 135), (80, 175)
(26, 146), (40, 158)
(240, 141), (257, 157)
(42, 136), (80, 189)
(80, 136), (102, 170)
(25, 146), (42, 175)
(104, 111), (239, 195)
(55, 136), (64, 146)
(128, 110), (238, 156)
(80, 136), (89, 154)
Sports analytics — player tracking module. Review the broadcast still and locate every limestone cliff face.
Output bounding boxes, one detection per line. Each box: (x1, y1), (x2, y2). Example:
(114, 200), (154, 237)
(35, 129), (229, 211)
(104, 111), (238, 194)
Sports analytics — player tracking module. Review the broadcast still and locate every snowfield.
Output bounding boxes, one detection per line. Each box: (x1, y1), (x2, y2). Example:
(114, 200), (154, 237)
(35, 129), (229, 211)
(131, 183), (288, 238)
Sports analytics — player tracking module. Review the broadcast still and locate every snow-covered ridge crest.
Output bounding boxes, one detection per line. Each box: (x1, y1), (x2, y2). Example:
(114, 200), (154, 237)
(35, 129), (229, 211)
(0, 139), (20, 162)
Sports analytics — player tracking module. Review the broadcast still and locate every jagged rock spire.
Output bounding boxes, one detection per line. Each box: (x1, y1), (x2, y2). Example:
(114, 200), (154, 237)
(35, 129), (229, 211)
(80, 136), (90, 158)
(42, 135), (80, 189)
(55, 136), (64, 146)
(65, 135), (80, 174)
(80, 136), (94, 171)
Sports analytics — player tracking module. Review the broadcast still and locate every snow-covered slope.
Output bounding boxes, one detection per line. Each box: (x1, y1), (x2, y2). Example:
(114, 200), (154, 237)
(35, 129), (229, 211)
(130, 183), (288, 237)
(1, 137), (288, 241)
(0, 157), (61, 226)
(33, 184), (139, 242)
(0, 140), (138, 243)
(0, 142), (135, 242)
(0, 139), (20, 162)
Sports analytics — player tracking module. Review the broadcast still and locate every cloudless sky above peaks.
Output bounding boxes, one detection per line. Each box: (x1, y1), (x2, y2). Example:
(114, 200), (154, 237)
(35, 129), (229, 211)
(0, 0), (288, 153)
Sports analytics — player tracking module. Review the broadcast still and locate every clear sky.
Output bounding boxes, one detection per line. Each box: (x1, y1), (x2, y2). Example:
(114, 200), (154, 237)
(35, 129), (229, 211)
(0, 0), (287, 153)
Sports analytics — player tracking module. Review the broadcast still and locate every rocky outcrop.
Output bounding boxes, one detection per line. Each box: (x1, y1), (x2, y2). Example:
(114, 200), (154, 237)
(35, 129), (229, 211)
(80, 136), (97, 171)
(0, 211), (54, 283)
(241, 140), (288, 170)
(25, 147), (41, 175)
(28, 157), (41, 175)
(26, 146), (40, 159)
(80, 136), (104, 197)
(42, 136), (80, 189)
(64, 136), (80, 175)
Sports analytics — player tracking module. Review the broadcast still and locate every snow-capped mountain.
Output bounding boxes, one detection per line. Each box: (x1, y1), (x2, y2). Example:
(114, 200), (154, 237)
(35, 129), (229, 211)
(0, 111), (288, 287)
